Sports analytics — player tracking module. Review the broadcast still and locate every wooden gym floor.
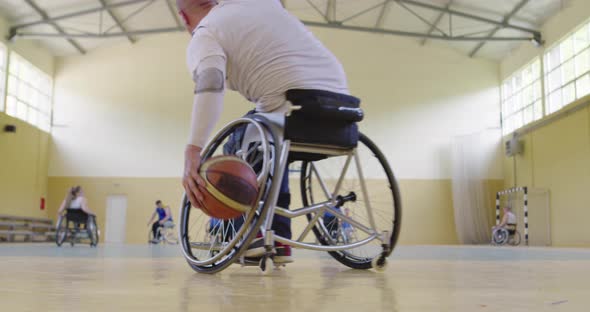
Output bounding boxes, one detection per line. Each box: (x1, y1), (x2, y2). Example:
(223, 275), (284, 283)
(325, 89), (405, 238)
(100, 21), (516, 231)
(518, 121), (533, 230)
(1, 244), (589, 311)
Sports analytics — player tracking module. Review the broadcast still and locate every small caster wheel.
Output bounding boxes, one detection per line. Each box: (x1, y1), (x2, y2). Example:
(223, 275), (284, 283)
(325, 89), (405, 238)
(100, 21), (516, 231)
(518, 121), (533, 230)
(260, 257), (273, 275)
(372, 256), (387, 272)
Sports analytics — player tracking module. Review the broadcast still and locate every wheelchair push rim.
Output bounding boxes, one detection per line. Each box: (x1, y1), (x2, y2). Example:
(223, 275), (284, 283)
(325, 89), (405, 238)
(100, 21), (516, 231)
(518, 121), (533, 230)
(179, 117), (280, 273)
(492, 228), (510, 245)
(55, 216), (68, 247)
(509, 231), (521, 246)
(88, 216), (99, 247)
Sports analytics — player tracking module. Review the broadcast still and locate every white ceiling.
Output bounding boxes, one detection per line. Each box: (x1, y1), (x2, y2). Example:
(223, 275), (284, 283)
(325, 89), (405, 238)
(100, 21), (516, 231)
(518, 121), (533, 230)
(0, 0), (569, 59)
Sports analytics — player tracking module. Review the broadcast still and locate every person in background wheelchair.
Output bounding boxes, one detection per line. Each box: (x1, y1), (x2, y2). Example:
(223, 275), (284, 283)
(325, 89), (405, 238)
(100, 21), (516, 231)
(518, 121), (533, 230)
(178, 0), (350, 263)
(492, 205), (519, 245)
(147, 200), (174, 244)
(57, 186), (95, 219)
(56, 186), (98, 246)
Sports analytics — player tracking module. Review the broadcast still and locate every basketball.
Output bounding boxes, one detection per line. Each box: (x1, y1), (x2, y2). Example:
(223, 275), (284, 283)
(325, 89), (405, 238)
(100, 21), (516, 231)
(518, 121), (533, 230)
(197, 156), (259, 219)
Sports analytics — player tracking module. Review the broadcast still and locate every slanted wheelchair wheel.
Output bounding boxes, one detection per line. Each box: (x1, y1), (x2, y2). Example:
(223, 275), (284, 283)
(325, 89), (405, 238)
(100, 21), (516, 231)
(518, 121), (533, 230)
(300, 133), (402, 270)
(509, 231), (521, 246)
(55, 216), (68, 247)
(88, 217), (99, 247)
(163, 227), (178, 245)
(179, 117), (280, 274)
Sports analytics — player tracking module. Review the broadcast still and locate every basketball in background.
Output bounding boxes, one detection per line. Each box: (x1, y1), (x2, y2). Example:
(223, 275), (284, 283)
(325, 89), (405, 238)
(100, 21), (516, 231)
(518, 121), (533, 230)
(196, 156), (259, 219)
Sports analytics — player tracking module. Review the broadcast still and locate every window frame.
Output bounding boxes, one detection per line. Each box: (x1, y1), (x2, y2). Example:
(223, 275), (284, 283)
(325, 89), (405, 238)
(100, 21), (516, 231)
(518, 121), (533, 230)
(543, 19), (590, 115)
(501, 57), (544, 135)
(0, 42), (7, 112)
(5, 51), (53, 132)
(502, 17), (590, 136)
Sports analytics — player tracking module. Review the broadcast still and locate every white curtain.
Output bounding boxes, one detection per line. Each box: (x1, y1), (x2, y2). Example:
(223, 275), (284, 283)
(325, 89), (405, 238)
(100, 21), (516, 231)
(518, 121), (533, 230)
(451, 129), (501, 244)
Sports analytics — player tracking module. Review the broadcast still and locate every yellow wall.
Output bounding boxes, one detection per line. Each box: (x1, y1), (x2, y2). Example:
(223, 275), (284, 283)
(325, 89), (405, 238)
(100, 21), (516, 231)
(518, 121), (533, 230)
(503, 102), (590, 247)
(0, 114), (50, 218)
(47, 177), (183, 244)
(47, 176), (503, 245)
(48, 21), (503, 244)
(0, 14), (54, 219)
(50, 29), (501, 179)
(500, 0), (590, 247)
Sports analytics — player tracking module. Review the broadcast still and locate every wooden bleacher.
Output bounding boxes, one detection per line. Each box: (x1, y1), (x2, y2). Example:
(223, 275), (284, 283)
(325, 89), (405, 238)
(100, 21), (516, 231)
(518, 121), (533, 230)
(0, 215), (55, 243)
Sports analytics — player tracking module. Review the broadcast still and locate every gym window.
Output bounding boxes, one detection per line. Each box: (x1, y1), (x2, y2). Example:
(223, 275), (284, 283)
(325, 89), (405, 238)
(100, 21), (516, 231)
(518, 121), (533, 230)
(501, 58), (543, 135)
(6, 52), (53, 132)
(0, 43), (6, 112)
(544, 20), (590, 114)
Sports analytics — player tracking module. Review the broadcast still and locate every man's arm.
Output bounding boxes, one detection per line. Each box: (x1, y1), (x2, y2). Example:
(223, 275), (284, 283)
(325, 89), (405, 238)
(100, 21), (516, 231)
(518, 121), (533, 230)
(161, 206), (173, 223)
(187, 59), (226, 147)
(147, 211), (156, 226)
(498, 214), (508, 227)
(183, 29), (227, 209)
(57, 200), (67, 215)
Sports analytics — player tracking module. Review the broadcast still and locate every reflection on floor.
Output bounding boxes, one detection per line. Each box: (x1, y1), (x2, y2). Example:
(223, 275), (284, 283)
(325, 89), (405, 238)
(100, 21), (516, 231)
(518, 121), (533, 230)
(1, 244), (589, 311)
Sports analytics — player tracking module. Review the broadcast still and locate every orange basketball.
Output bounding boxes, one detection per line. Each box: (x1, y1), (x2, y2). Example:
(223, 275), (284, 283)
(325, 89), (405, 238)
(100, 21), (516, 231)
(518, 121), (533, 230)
(196, 156), (259, 220)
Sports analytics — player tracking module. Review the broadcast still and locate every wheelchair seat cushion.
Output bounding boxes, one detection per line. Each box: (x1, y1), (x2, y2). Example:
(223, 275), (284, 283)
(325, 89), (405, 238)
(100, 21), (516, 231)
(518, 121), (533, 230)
(285, 89), (363, 160)
(285, 89), (363, 122)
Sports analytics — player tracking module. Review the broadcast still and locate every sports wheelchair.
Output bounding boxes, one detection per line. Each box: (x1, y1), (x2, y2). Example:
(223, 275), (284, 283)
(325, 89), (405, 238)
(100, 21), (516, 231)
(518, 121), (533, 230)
(56, 209), (99, 247)
(148, 220), (178, 245)
(492, 225), (521, 246)
(179, 90), (402, 274)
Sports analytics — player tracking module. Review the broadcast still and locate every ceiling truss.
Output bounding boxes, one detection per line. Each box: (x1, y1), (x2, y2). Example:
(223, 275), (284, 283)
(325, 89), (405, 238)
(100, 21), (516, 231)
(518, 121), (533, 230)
(7, 0), (543, 57)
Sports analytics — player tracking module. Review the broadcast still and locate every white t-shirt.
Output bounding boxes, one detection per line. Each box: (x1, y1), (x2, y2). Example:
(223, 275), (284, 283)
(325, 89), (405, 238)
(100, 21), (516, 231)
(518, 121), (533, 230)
(69, 197), (83, 210)
(507, 212), (517, 225)
(186, 0), (349, 112)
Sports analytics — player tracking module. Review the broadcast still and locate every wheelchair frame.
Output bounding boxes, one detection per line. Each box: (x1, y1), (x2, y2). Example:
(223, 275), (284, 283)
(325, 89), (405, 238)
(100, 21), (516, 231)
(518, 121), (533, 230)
(149, 221), (178, 245)
(56, 212), (99, 247)
(179, 115), (401, 273)
(492, 227), (521, 246)
(263, 140), (389, 253)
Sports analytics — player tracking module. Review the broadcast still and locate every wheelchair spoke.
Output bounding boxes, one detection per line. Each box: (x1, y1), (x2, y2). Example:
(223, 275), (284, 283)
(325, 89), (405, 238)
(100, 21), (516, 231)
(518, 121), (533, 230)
(310, 163), (333, 201)
(300, 133), (401, 268)
(331, 154), (354, 203)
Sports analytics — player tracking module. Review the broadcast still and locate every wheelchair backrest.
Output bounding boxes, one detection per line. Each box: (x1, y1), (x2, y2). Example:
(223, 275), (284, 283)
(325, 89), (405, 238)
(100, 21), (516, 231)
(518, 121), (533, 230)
(66, 209), (89, 223)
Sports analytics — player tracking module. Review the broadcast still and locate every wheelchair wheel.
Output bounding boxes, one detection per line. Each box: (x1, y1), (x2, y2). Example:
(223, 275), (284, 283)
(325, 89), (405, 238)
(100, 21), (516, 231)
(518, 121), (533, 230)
(162, 227), (178, 245)
(300, 133), (402, 269)
(88, 216), (99, 247)
(509, 231), (521, 246)
(55, 216), (68, 247)
(179, 117), (280, 273)
(492, 228), (509, 245)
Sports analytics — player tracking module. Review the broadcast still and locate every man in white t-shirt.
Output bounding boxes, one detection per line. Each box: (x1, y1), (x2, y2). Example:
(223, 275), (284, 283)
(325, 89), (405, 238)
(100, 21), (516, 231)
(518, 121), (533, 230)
(493, 206), (517, 233)
(177, 0), (349, 262)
